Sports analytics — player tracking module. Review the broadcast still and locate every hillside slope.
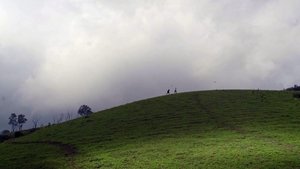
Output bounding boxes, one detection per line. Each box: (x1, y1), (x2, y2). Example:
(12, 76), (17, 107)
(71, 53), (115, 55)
(0, 90), (300, 169)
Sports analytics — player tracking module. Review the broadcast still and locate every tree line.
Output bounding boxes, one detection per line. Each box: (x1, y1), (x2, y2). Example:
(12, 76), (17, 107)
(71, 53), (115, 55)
(1, 104), (93, 142)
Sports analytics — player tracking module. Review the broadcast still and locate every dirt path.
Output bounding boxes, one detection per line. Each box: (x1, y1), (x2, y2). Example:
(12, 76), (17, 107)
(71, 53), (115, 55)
(10, 141), (78, 169)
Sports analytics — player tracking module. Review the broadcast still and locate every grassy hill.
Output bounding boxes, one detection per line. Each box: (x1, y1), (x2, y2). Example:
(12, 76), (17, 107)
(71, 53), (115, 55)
(0, 90), (300, 169)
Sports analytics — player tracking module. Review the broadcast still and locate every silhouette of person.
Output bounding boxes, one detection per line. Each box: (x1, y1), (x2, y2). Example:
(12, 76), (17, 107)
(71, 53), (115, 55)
(174, 88), (177, 94)
(167, 89), (170, 95)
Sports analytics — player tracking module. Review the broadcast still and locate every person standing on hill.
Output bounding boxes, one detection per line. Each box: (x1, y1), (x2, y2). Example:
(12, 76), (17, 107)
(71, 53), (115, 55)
(174, 88), (177, 94)
(167, 89), (170, 95)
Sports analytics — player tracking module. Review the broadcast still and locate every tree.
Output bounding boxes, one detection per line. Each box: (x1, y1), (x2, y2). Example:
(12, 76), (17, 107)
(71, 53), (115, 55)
(17, 114), (27, 131)
(57, 113), (64, 124)
(31, 114), (41, 129)
(8, 113), (18, 132)
(78, 105), (93, 117)
(286, 84), (300, 91)
(52, 114), (58, 124)
(52, 113), (64, 124)
(65, 112), (73, 121)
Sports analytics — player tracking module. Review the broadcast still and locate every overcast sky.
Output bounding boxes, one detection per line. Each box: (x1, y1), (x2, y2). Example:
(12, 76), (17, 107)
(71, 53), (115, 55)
(1, 0), (300, 130)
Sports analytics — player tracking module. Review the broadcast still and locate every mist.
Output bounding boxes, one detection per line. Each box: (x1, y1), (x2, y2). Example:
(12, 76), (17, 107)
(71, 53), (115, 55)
(1, 0), (300, 130)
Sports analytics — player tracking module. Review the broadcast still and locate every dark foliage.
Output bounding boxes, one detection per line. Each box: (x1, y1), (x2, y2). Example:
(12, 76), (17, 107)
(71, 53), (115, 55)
(286, 85), (300, 91)
(0, 136), (6, 142)
(78, 105), (93, 117)
(0, 130), (10, 142)
(17, 114), (27, 131)
(293, 92), (300, 99)
(29, 128), (37, 132)
(1, 130), (10, 135)
(8, 113), (18, 132)
(14, 131), (24, 138)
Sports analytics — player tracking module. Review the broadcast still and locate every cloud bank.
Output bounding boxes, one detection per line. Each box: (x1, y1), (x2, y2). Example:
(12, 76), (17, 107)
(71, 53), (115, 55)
(1, 0), (300, 129)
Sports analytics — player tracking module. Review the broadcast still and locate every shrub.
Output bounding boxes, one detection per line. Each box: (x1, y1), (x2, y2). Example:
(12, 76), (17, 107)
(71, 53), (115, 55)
(293, 92), (300, 99)
(14, 131), (23, 138)
(286, 85), (300, 91)
(0, 130), (11, 141)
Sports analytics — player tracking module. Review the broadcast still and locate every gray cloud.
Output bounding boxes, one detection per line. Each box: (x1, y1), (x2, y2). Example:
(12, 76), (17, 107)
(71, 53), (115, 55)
(1, 0), (300, 130)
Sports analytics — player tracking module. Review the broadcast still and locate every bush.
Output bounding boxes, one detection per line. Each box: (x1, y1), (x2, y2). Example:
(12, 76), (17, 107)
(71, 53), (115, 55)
(0, 136), (5, 142)
(293, 92), (300, 99)
(0, 135), (9, 142)
(14, 131), (23, 138)
(286, 85), (300, 91)
(0, 130), (11, 142)
(1, 130), (10, 135)
(29, 128), (38, 132)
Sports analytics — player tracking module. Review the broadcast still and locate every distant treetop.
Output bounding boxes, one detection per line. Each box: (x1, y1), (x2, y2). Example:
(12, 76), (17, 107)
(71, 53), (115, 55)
(286, 84), (300, 91)
(78, 105), (93, 117)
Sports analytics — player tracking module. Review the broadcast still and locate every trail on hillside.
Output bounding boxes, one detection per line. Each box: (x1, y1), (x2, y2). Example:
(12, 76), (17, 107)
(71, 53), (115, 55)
(10, 141), (78, 169)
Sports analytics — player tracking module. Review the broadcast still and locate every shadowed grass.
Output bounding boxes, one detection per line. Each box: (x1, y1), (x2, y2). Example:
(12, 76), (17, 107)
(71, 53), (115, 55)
(0, 143), (68, 169)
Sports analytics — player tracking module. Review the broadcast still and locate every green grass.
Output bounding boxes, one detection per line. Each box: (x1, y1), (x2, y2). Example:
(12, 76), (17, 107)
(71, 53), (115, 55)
(0, 143), (68, 169)
(0, 90), (300, 169)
